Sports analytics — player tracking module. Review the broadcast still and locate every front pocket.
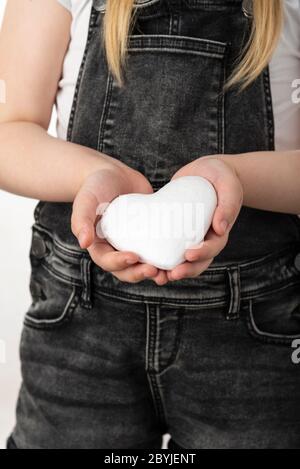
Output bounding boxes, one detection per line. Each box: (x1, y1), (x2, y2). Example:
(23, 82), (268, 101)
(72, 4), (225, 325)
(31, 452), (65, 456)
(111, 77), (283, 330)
(24, 264), (81, 330)
(98, 34), (227, 188)
(244, 282), (300, 345)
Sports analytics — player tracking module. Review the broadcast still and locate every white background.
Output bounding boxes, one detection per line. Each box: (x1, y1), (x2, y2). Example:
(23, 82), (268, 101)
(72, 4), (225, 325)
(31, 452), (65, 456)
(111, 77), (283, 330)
(0, 1), (57, 448)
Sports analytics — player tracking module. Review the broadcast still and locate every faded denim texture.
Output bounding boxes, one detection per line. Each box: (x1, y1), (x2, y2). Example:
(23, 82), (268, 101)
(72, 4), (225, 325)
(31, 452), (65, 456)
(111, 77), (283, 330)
(8, 225), (300, 449)
(8, 0), (300, 449)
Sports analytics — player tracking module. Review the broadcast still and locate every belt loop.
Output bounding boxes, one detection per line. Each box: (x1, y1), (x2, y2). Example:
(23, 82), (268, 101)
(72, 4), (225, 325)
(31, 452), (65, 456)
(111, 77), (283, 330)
(80, 257), (93, 310)
(226, 265), (241, 321)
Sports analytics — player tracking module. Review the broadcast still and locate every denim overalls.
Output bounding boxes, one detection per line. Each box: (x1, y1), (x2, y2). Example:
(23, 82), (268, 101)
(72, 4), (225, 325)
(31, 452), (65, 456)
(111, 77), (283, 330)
(9, 0), (300, 449)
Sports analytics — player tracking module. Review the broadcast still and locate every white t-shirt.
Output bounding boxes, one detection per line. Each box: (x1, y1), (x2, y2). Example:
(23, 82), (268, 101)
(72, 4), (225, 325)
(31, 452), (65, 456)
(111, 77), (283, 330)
(56, 0), (300, 151)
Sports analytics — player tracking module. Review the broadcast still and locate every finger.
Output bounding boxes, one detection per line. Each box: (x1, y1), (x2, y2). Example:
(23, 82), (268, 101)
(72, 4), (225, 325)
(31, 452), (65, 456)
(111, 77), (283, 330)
(168, 258), (213, 281)
(112, 264), (158, 283)
(72, 189), (99, 249)
(88, 239), (139, 272)
(185, 229), (228, 262)
(152, 270), (169, 286)
(212, 176), (243, 236)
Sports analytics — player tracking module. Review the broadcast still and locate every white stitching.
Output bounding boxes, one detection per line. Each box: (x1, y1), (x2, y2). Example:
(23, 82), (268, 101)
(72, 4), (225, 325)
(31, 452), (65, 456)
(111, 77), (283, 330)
(248, 299), (300, 342)
(25, 286), (78, 326)
(97, 74), (113, 151)
(127, 48), (225, 59)
(129, 34), (227, 48)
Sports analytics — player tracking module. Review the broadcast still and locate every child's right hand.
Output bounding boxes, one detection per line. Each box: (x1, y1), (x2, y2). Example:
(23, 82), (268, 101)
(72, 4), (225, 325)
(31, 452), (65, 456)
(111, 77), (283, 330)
(71, 165), (167, 284)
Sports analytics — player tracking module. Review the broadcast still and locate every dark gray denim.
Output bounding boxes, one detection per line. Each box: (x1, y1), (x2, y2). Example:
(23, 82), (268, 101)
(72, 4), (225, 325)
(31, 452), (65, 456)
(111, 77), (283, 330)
(8, 0), (300, 449)
(8, 225), (300, 449)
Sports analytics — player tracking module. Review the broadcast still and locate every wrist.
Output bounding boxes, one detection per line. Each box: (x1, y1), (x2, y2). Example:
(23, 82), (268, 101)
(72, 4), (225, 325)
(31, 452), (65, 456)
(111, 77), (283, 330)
(81, 150), (116, 181)
(217, 154), (241, 176)
(79, 150), (150, 198)
(198, 153), (245, 203)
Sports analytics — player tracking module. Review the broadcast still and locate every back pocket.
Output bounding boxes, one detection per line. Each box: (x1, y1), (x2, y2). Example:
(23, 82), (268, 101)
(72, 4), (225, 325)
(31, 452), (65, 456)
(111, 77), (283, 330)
(98, 35), (227, 188)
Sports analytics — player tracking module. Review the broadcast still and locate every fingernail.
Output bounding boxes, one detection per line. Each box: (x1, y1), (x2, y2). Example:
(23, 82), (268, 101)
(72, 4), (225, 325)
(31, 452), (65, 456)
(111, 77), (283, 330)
(189, 255), (199, 262)
(187, 249), (202, 262)
(220, 220), (229, 233)
(189, 242), (204, 251)
(126, 258), (137, 265)
(78, 228), (88, 247)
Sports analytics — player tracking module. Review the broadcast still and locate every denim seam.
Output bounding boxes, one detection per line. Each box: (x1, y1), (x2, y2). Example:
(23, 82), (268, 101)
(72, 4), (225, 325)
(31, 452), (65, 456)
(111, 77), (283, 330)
(145, 304), (168, 428)
(263, 67), (275, 151)
(24, 286), (79, 329)
(32, 224), (86, 258)
(242, 280), (300, 302)
(158, 311), (183, 376)
(97, 74), (114, 152)
(129, 34), (227, 49)
(66, 7), (97, 142)
(53, 244), (85, 259)
(217, 54), (224, 153)
(41, 262), (82, 288)
(218, 47), (228, 154)
(128, 48), (225, 59)
(246, 298), (300, 345)
(80, 258), (93, 309)
(94, 288), (227, 307)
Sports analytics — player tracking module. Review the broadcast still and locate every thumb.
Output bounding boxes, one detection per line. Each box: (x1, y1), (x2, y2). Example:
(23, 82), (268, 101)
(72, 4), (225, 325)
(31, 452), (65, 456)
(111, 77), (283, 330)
(212, 183), (243, 236)
(71, 188), (99, 249)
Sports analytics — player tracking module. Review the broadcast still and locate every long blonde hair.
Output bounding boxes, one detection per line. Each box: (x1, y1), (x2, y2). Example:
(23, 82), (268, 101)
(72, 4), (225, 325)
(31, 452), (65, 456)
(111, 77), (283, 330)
(103, 0), (283, 89)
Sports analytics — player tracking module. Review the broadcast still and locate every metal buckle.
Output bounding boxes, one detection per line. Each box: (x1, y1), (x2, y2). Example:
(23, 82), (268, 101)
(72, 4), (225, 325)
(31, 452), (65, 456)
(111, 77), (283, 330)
(242, 0), (253, 18)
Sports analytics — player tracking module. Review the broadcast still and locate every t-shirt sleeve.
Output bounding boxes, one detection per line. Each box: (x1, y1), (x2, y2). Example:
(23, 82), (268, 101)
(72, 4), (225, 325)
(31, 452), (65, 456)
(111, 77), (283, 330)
(57, 0), (72, 12)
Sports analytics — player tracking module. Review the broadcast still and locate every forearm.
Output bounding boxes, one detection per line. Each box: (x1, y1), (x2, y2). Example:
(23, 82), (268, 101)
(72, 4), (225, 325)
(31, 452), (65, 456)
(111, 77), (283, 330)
(220, 151), (300, 214)
(0, 121), (122, 201)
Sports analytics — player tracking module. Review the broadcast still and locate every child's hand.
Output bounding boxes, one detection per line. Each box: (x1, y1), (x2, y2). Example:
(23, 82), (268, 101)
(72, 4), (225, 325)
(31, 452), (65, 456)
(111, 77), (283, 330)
(71, 165), (168, 284)
(167, 156), (243, 281)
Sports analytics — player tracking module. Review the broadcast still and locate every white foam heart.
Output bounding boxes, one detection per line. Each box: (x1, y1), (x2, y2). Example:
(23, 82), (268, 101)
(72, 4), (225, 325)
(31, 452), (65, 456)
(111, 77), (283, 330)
(98, 176), (217, 270)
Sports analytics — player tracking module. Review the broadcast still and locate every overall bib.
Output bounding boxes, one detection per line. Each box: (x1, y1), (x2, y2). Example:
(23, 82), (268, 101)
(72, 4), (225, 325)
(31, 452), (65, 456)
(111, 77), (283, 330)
(9, 0), (300, 449)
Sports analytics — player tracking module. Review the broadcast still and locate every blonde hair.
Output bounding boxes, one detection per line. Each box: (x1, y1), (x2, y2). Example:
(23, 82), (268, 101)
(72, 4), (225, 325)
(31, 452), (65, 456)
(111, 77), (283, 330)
(103, 0), (283, 89)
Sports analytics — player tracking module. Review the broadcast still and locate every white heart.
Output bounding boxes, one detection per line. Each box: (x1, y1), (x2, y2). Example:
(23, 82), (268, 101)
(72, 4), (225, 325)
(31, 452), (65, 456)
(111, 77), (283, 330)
(98, 176), (217, 270)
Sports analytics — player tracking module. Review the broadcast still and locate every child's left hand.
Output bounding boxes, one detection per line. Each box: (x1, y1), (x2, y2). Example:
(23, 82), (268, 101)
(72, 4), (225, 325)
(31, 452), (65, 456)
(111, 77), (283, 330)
(166, 156), (243, 282)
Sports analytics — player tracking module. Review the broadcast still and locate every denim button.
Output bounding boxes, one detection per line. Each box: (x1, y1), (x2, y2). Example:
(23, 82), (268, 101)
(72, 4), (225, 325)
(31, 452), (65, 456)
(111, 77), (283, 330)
(31, 237), (47, 259)
(92, 0), (106, 12)
(294, 254), (300, 272)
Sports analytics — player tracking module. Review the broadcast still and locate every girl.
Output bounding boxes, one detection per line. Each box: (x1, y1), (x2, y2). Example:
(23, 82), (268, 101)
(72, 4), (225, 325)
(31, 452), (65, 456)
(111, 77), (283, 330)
(1, 0), (300, 449)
